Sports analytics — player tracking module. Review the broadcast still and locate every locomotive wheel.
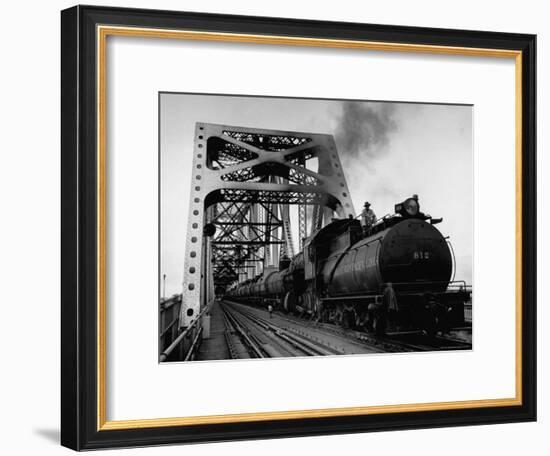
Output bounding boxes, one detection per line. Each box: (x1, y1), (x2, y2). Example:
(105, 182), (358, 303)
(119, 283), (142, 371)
(302, 292), (322, 320)
(338, 307), (357, 329)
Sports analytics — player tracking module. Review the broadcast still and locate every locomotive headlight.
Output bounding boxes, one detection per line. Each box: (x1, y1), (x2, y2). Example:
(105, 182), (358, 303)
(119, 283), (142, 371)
(403, 197), (419, 216)
(395, 195), (421, 218)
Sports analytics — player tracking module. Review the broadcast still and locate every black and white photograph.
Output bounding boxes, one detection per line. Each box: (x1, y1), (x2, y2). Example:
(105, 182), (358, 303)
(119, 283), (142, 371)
(1, 0), (542, 453)
(159, 93), (473, 362)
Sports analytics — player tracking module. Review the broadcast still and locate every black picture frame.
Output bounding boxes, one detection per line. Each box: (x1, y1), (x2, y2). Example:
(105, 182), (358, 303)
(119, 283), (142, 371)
(61, 5), (536, 451)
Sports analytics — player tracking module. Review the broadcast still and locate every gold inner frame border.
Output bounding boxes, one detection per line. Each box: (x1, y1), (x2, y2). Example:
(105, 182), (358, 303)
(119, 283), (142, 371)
(96, 25), (523, 431)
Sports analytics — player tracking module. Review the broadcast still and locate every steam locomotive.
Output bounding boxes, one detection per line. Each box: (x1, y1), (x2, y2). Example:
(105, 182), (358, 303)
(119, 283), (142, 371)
(226, 196), (471, 335)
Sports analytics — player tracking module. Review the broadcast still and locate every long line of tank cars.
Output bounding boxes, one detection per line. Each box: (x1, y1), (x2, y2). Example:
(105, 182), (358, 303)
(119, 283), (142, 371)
(226, 195), (471, 336)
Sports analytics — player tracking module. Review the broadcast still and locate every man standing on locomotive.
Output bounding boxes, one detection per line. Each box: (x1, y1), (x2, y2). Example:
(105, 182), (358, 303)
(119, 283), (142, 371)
(361, 201), (377, 231)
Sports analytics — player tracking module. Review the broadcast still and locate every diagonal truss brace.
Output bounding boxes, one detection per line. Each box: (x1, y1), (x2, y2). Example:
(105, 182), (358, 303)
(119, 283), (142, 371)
(179, 123), (355, 328)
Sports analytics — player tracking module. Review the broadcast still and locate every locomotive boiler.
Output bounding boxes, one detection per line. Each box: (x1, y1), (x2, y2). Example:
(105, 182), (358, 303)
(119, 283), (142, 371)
(226, 196), (471, 335)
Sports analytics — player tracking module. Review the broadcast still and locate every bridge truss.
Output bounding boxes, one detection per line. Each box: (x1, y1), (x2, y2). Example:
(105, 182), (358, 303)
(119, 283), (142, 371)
(178, 123), (355, 327)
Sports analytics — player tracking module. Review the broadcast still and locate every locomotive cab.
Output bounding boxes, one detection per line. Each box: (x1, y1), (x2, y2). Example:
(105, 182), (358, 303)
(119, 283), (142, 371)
(303, 218), (362, 282)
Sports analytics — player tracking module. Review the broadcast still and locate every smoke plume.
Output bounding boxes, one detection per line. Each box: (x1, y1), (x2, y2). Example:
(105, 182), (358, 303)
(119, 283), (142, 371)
(334, 102), (397, 161)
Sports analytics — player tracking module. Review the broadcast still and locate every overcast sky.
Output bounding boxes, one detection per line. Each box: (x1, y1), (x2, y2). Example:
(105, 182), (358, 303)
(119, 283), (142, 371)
(160, 93), (472, 297)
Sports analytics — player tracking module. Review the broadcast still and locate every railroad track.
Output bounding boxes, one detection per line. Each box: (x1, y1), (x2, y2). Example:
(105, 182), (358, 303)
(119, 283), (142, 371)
(382, 331), (472, 352)
(225, 301), (413, 353)
(225, 300), (471, 354)
(312, 322), (471, 353)
(221, 302), (266, 358)
(221, 301), (338, 358)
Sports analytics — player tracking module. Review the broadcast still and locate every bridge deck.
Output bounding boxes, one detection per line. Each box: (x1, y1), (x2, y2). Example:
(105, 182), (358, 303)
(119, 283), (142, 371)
(195, 301), (229, 361)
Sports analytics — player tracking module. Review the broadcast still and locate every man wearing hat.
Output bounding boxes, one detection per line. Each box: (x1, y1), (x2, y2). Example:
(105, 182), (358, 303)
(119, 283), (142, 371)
(361, 201), (377, 231)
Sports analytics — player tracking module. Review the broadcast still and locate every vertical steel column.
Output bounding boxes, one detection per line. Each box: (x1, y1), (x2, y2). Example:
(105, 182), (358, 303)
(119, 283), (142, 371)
(278, 176), (294, 259)
(271, 202), (280, 267)
(298, 155), (307, 250)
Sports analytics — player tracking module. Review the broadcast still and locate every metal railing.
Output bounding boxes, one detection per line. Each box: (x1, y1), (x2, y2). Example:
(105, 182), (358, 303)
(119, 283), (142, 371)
(159, 305), (210, 362)
(160, 294), (181, 309)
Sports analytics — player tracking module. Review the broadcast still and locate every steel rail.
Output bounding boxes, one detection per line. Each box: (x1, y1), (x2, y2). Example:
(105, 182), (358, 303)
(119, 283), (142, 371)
(227, 303), (334, 356)
(220, 308), (236, 358)
(224, 302), (306, 357)
(245, 300), (471, 353)
(221, 303), (266, 358)
(233, 308), (308, 357)
(245, 313), (329, 356)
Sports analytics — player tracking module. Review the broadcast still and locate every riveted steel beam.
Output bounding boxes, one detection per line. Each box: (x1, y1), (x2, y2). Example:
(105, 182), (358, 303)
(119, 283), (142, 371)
(179, 123), (354, 328)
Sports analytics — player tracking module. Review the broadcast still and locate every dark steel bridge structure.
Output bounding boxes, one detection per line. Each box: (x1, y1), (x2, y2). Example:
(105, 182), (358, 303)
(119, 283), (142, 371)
(160, 123), (355, 361)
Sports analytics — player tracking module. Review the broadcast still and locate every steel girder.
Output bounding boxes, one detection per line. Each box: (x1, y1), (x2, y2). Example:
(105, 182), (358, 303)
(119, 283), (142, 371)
(179, 123), (355, 327)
